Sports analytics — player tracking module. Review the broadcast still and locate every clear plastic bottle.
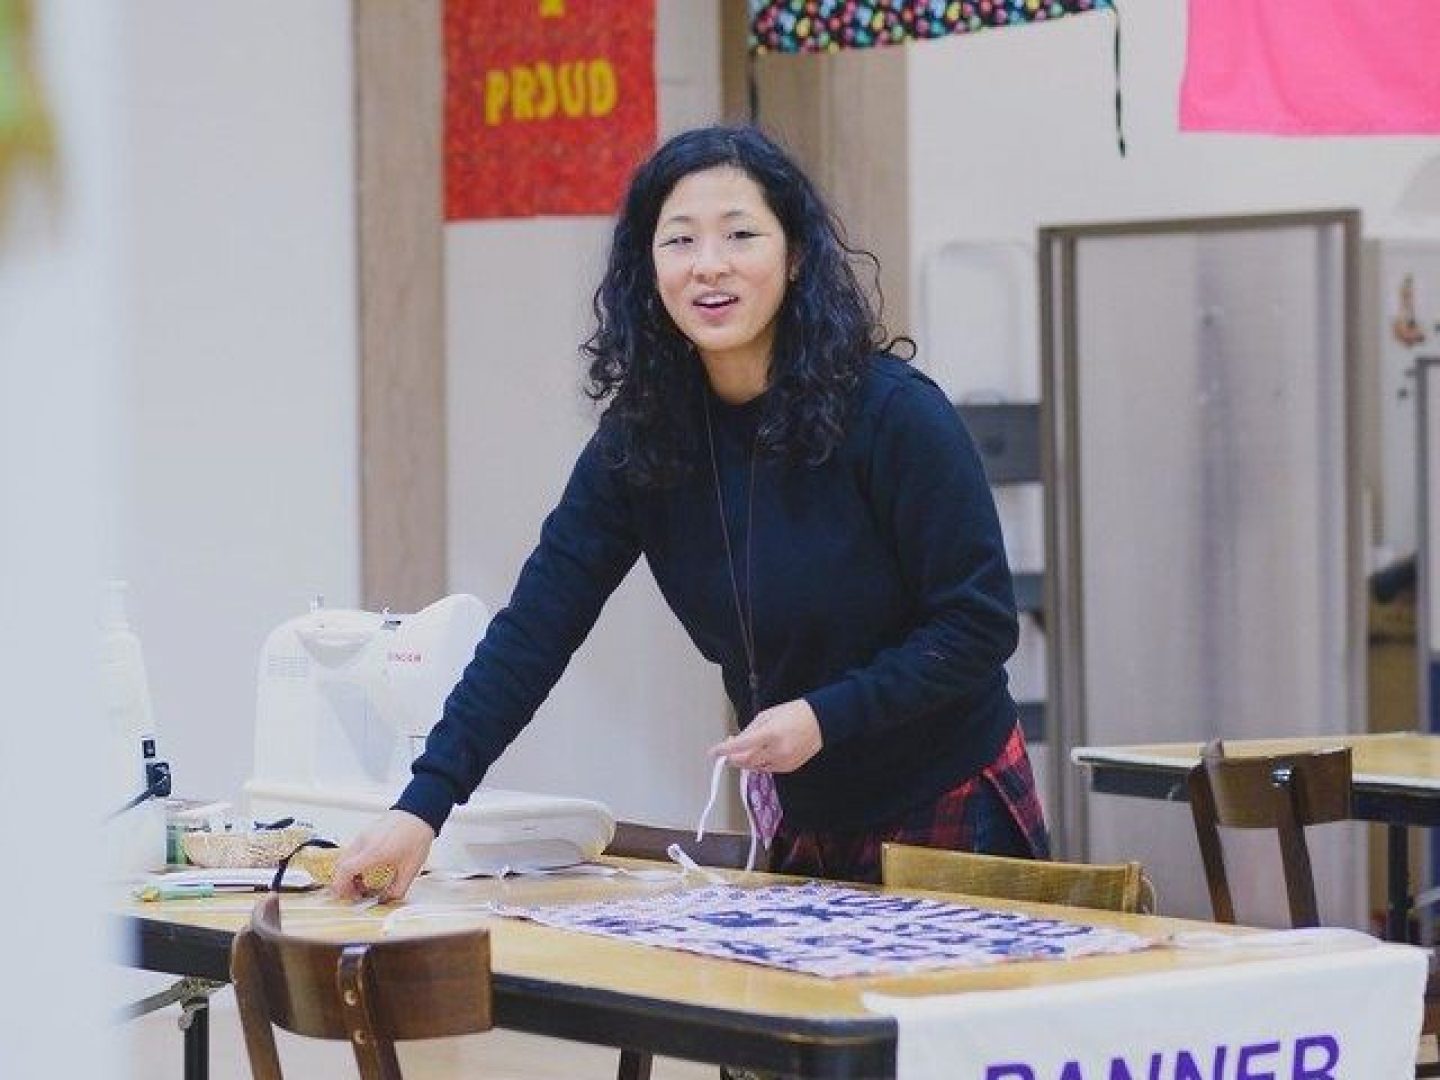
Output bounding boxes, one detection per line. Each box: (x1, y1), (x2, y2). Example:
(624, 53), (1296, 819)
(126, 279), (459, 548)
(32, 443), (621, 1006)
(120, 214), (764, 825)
(101, 581), (168, 874)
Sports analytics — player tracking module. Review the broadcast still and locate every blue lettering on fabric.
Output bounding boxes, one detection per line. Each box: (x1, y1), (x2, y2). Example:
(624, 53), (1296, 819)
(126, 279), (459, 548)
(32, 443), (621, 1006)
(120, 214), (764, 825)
(1291, 1035), (1338, 1080)
(1236, 1040), (1280, 1080)
(980, 1036), (1338, 1080)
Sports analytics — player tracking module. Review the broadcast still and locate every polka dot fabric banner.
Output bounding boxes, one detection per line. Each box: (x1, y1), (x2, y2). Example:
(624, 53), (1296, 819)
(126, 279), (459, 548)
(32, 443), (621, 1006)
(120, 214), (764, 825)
(749, 0), (1115, 53)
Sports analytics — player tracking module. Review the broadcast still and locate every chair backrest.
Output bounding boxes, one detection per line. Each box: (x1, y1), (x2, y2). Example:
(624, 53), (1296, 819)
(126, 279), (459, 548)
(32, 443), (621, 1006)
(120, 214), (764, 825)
(1186, 740), (1353, 928)
(605, 820), (762, 872)
(230, 893), (493, 1080)
(880, 842), (1155, 914)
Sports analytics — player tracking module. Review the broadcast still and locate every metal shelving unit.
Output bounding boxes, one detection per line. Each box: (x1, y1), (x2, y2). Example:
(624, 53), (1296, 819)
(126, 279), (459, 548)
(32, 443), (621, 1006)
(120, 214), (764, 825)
(957, 401), (1045, 745)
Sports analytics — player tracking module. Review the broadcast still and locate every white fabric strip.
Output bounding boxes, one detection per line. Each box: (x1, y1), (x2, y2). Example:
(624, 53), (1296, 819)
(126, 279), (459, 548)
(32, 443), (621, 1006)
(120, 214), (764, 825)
(691, 756), (762, 872)
(864, 938), (1427, 1080)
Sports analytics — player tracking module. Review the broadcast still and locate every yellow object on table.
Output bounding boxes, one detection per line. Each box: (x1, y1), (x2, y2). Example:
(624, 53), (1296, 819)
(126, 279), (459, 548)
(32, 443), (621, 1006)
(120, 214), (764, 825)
(291, 845), (396, 893)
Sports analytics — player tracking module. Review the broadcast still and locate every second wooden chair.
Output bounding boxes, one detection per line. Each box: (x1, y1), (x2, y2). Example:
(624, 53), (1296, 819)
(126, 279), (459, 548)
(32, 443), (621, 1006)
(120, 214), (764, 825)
(1185, 740), (1351, 927)
(1186, 740), (1440, 1077)
(881, 842), (1155, 914)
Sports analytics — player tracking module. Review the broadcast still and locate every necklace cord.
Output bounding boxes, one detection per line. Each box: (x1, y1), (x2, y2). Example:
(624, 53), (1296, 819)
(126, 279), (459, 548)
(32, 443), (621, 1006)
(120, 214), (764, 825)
(702, 396), (761, 719)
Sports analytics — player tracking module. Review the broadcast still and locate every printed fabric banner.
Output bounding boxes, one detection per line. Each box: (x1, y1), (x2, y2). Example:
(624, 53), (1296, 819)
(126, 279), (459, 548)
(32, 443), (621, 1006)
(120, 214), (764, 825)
(865, 934), (1427, 1080)
(1180, 0), (1440, 134)
(497, 882), (1150, 978)
(750, 0), (1114, 53)
(445, 0), (656, 220)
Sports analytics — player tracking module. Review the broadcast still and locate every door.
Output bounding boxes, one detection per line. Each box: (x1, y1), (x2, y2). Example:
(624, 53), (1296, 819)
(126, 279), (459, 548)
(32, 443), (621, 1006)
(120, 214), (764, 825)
(1041, 212), (1366, 926)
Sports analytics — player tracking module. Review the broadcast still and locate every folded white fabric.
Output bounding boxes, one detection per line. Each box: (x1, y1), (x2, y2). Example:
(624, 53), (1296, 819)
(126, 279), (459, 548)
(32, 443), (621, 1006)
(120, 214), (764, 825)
(864, 937), (1426, 1080)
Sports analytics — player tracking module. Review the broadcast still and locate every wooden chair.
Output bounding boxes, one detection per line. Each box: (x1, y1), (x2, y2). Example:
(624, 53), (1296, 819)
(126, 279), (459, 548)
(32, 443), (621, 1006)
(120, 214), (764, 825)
(1185, 740), (1352, 927)
(1187, 741), (1440, 1077)
(606, 819), (760, 872)
(602, 821), (760, 1080)
(881, 842), (1155, 914)
(230, 893), (493, 1080)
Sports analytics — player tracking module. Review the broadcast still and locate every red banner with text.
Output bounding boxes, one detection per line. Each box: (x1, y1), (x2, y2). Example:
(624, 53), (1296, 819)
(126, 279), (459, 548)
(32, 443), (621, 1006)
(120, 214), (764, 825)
(444, 0), (656, 220)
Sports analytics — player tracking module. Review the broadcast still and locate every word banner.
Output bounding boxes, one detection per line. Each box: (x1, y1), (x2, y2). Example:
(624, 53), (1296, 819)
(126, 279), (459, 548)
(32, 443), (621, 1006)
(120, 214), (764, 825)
(497, 882), (1149, 978)
(866, 938), (1427, 1080)
(749, 0), (1114, 54)
(445, 0), (656, 219)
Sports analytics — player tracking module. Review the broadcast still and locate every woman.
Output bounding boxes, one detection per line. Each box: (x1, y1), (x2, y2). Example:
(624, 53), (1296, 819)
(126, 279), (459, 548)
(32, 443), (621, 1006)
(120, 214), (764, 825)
(332, 125), (1048, 900)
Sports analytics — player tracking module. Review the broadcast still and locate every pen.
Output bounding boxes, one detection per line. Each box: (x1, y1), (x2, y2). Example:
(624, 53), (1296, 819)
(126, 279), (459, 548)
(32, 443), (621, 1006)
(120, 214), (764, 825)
(135, 883), (216, 902)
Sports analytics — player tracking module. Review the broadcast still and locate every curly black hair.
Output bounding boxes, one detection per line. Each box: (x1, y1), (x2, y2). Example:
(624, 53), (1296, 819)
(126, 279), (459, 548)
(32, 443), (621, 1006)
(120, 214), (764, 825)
(582, 125), (897, 487)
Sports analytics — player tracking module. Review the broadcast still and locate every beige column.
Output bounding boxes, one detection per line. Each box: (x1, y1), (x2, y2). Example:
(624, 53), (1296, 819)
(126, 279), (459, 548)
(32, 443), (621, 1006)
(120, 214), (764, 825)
(721, 2), (911, 339)
(354, 0), (447, 611)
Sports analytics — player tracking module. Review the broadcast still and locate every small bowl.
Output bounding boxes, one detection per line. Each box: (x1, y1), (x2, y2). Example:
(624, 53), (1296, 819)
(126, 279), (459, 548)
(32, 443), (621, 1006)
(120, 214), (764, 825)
(181, 825), (313, 869)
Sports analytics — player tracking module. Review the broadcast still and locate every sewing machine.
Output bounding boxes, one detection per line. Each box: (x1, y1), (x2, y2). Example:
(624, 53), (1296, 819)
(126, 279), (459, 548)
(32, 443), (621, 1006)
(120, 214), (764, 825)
(243, 594), (614, 873)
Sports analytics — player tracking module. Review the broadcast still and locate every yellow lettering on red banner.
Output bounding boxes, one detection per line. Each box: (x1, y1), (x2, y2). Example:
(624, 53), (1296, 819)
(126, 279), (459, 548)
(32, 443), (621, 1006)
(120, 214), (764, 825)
(445, 0), (654, 219)
(557, 62), (584, 116)
(511, 65), (536, 120)
(588, 59), (617, 117)
(485, 59), (619, 123)
(484, 68), (509, 126)
(532, 61), (557, 119)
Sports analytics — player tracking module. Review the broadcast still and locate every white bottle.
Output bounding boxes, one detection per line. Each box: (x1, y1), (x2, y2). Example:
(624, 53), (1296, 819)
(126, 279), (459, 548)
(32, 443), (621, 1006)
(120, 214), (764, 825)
(100, 581), (168, 875)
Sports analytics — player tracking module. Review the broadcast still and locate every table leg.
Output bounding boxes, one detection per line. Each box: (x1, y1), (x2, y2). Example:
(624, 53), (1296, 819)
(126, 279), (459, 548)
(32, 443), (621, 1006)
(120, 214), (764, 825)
(180, 993), (210, 1080)
(1388, 823), (1411, 942)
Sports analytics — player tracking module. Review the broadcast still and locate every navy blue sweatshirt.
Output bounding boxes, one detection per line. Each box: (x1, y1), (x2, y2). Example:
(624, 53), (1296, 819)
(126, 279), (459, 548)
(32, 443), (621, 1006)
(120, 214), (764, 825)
(397, 354), (1020, 834)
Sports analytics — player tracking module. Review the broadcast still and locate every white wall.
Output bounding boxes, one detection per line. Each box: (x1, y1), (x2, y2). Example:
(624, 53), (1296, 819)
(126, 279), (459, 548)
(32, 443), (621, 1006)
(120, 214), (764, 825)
(908, 4), (1440, 278)
(0, 3), (119, 1075)
(903, 6), (1439, 912)
(446, 2), (731, 828)
(108, 0), (1440, 839)
(908, 3), (1440, 405)
(907, 6), (1440, 684)
(116, 1), (360, 804)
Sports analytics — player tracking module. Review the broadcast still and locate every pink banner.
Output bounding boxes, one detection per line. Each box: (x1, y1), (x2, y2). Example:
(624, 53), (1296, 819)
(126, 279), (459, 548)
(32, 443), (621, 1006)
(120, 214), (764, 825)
(1181, 0), (1440, 135)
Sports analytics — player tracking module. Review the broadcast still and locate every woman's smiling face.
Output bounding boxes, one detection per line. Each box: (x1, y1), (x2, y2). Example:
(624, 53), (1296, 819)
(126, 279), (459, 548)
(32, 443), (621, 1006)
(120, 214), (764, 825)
(652, 165), (790, 392)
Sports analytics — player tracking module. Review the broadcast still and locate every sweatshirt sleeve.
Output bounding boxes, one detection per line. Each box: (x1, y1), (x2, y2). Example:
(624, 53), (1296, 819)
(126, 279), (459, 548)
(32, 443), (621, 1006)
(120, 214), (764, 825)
(803, 373), (1018, 746)
(395, 429), (641, 833)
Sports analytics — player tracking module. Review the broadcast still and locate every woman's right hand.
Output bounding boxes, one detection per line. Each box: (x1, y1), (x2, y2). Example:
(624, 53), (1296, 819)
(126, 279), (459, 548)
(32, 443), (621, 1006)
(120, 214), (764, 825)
(329, 808), (435, 903)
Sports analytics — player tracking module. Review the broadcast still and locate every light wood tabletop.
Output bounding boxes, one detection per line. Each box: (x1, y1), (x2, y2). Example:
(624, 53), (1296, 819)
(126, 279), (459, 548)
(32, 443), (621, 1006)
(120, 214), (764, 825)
(1072, 731), (1440, 942)
(1074, 731), (1440, 788)
(119, 858), (1382, 1078)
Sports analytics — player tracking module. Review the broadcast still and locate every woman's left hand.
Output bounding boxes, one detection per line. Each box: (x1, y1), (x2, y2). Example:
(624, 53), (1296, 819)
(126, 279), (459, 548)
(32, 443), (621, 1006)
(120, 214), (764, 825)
(711, 698), (823, 773)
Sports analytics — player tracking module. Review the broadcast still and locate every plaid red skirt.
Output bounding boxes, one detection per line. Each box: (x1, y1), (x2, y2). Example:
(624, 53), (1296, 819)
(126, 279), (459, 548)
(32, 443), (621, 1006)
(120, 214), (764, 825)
(768, 722), (1050, 885)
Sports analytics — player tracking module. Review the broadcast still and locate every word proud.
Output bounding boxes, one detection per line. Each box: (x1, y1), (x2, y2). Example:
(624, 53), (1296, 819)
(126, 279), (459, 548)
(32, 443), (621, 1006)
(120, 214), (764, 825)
(483, 59), (617, 125)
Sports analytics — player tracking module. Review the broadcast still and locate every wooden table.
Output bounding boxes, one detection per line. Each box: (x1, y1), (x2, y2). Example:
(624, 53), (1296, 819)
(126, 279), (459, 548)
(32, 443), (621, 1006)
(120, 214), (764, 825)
(118, 860), (1381, 1079)
(1072, 731), (1440, 942)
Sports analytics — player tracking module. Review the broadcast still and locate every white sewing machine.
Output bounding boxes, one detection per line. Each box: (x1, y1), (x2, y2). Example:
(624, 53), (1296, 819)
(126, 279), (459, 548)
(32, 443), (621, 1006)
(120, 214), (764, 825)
(243, 594), (614, 873)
